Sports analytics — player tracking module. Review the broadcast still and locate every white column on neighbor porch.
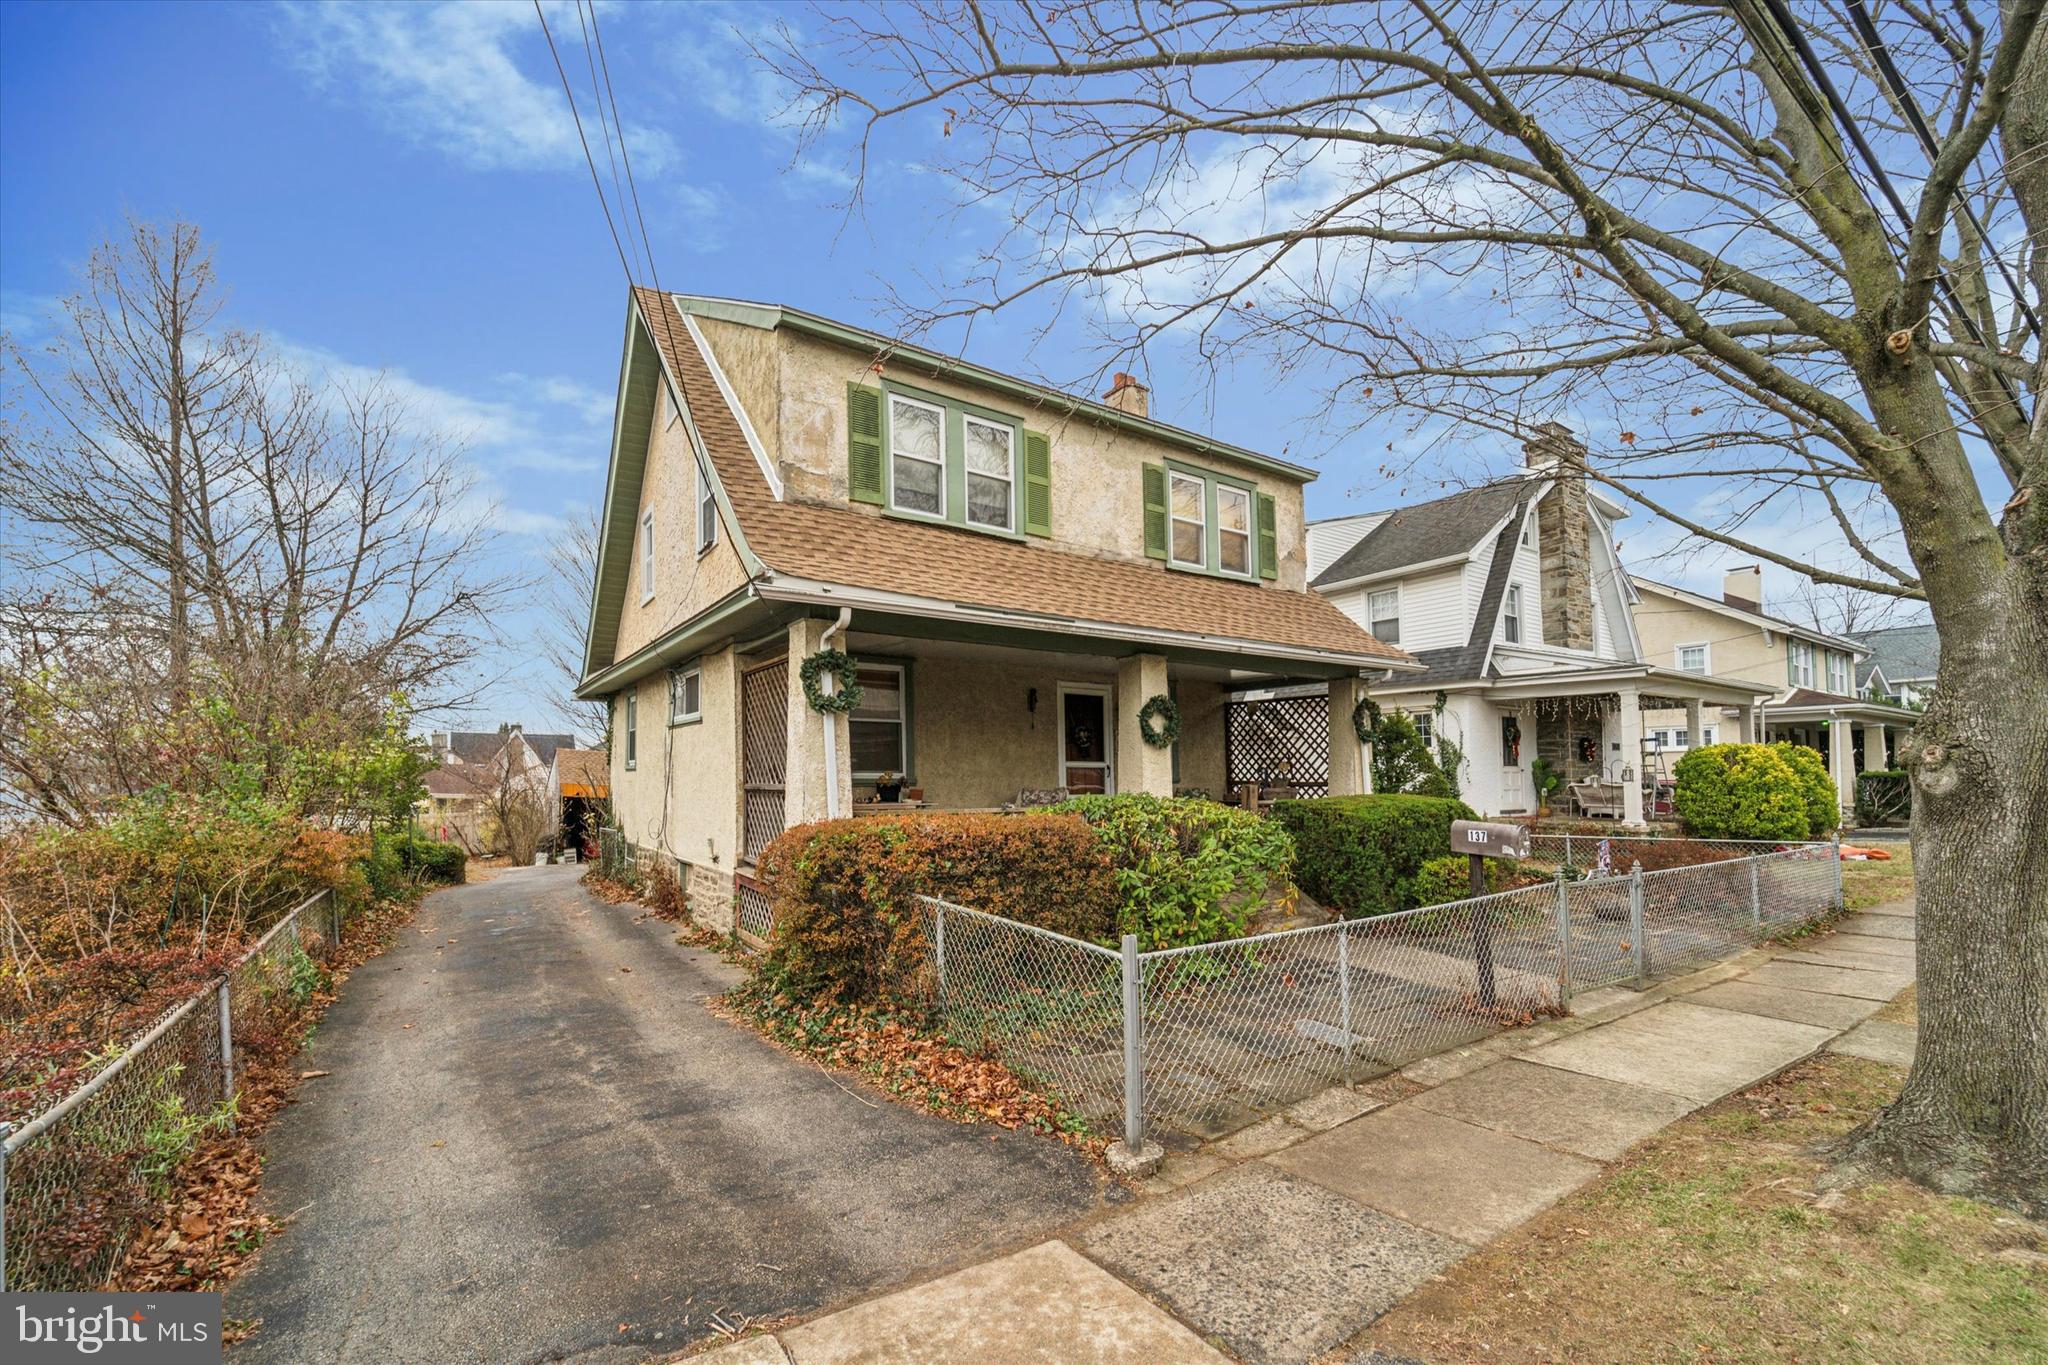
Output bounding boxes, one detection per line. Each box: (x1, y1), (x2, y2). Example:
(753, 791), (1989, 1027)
(1326, 676), (1368, 796)
(1616, 685), (1646, 826)
(783, 617), (852, 826)
(1828, 712), (1856, 818)
(1739, 702), (1762, 743)
(1115, 653), (1175, 797)
(1684, 698), (1704, 747)
(1858, 721), (1888, 773)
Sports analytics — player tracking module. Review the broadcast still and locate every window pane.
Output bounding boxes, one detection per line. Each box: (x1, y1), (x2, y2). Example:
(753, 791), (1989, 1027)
(1170, 474), (1203, 520)
(891, 397), (941, 459)
(968, 472), (1010, 528)
(1369, 589), (1397, 617)
(1217, 487), (1250, 533)
(853, 668), (902, 720)
(850, 720), (902, 774)
(1219, 528), (1249, 574)
(1171, 518), (1203, 564)
(684, 672), (700, 715)
(965, 419), (1011, 476)
(893, 453), (942, 513)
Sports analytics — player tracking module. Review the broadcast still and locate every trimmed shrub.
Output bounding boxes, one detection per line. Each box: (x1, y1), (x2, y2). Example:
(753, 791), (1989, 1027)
(1672, 744), (1816, 840)
(1269, 794), (1477, 917)
(383, 831), (467, 884)
(756, 814), (1120, 1005)
(1772, 741), (1843, 836)
(1050, 794), (1296, 949)
(1411, 854), (1504, 907)
(1855, 769), (1911, 826)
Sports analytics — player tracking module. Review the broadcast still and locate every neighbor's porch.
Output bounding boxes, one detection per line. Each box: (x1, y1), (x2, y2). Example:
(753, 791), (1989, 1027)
(1765, 696), (1918, 818)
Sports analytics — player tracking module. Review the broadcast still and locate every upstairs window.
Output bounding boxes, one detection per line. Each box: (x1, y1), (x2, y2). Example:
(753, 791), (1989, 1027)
(669, 664), (702, 724)
(696, 457), (718, 553)
(1168, 471), (1206, 568)
(888, 393), (946, 517)
(1143, 461), (1274, 579)
(962, 415), (1015, 531)
(1216, 484), (1253, 576)
(1788, 640), (1815, 689)
(1676, 643), (1708, 674)
(1503, 584), (1522, 643)
(1368, 587), (1400, 644)
(1826, 650), (1851, 695)
(639, 510), (656, 602)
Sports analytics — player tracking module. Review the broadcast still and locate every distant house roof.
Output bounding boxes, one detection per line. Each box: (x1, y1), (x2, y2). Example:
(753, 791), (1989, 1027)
(1851, 623), (1939, 683)
(444, 730), (576, 768)
(1628, 578), (1865, 654)
(1311, 481), (1529, 588)
(554, 748), (609, 798)
(421, 767), (483, 798)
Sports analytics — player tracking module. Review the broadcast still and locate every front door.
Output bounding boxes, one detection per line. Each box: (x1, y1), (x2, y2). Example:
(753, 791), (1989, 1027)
(1059, 684), (1113, 794)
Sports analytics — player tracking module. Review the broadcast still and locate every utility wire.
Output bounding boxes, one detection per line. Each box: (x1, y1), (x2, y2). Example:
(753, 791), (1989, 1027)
(534, 0), (636, 286)
(587, 0), (663, 297)
(573, 0), (643, 285)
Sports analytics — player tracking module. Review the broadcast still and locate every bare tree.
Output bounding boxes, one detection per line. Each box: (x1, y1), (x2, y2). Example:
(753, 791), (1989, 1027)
(0, 219), (524, 823)
(536, 505), (611, 745)
(762, 1), (2047, 1210)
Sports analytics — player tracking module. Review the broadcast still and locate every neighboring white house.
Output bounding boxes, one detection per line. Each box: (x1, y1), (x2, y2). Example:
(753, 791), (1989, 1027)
(1853, 622), (1939, 708)
(1313, 425), (1775, 823)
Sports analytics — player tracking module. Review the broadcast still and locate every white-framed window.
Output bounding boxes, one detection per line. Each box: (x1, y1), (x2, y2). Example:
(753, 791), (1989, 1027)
(850, 664), (908, 779)
(1788, 639), (1815, 688)
(962, 414), (1015, 531)
(1702, 725), (1718, 745)
(1215, 484), (1253, 576)
(1503, 584), (1522, 643)
(639, 510), (656, 602)
(888, 393), (946, 517)
(696, 458), (718, 554)
(1168, 470), (1207, 569)
(669, 664), (702, 724)
(1826, 650), (1851, 695)
(623, 691), (638, 769)
(1676, 642), (1709, 675)
(1650, 729), (1670, 748)
(1410, 711), (1434, 748)
(1675, 728), (1691, 747)
(1367, 587), (1400, 644)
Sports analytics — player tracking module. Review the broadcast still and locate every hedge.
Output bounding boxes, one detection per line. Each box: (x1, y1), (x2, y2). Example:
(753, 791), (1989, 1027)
(1855, 769), (1911, 826)
(1269, 794), (1477, 918)
(1672, 743), (1839, 840)
(756, 814), (1120, 1004)
(1051, 794), (1296, 948)
(367, 831), (467, 897)
(1411, 854), (1504, 907)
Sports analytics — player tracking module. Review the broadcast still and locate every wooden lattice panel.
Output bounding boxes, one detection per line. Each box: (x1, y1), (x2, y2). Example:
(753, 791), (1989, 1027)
(1225, 694), (1330, 798)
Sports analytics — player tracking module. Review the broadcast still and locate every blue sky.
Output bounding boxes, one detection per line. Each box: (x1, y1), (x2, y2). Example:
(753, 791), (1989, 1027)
(0, 1), (1924, 734)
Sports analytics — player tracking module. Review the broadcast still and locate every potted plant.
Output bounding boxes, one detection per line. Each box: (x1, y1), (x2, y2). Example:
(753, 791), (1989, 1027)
(1530, 757), (1562, 819)
(873, 771), (903, 803)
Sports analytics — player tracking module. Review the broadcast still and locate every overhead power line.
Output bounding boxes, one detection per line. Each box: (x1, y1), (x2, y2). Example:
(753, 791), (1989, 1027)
(534, 0), (636, 287)
(586, 0), (662, 296)
(573, 0), (643, 285)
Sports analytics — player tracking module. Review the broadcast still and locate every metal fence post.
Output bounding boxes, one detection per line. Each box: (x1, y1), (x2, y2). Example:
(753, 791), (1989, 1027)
(1120, 933), (1144, 1151)
(1749, 856), (1762, 933)
(1337, 924), (1354, 1081)
(1564, 831), (1573, 869)
(1831, 831), (1845, 912)
(217, 979), (236, 1133)
(2, 1120), (12, 1290)
(1629, 860), (1648, 989)
(1553, 869), (1573, 1007)
(328, 887), (342, 948)
(934, 906), (947, 1010)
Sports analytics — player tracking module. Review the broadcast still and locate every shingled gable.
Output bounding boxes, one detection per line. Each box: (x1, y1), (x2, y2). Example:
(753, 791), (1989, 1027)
(578, 288), (1415, 693)
(1311, 481), (1528, 589)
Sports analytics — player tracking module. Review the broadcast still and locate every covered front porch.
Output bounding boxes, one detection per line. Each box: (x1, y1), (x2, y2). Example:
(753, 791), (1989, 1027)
(1765, 692), (1919, 818)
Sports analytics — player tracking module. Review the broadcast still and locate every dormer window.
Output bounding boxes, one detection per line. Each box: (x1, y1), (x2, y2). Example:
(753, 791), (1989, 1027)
(1368, 587), (1400, 644)
(888, 393), (946, 517)
(1503, 584), (1522, 643)
(962, 415), (1014, 531)
(1169, 471), (1206, 568)
(1217, 485), (1252, 575)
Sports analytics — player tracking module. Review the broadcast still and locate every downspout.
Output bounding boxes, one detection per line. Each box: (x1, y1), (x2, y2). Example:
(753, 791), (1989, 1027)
(820, 608), (852, 820)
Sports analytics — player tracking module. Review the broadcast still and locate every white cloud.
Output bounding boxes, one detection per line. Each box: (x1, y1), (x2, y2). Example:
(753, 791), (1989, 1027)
(277, 0), (675, 175)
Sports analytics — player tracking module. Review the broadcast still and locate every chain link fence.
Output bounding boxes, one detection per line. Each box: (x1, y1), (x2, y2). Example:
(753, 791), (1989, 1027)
(1, 889), (342, 1291)
(910, 837), (1842, 1145)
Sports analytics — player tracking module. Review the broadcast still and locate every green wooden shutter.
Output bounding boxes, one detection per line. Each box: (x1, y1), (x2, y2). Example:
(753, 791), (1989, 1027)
(1142, 464), (1168, 560)
(847, 383), (884, 505)
(1256, 492), (1279, 580)
(1022, 429), (1052, 536)
(1787, 645), (1798, 687)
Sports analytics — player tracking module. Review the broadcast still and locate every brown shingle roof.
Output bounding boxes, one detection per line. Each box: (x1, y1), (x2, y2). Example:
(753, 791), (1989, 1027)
(633, 288), (1408, 664)
(554, 748), (609, 793)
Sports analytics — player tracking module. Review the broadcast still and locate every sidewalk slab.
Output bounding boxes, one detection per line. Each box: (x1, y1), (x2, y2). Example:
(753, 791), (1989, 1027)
(1683, 979), (1883, 1030)
(1837, 914), (1916, 941)
(1826, 932), (1916, 960)
(1077, 1164), (1465, 1364)
(693, 1338), (791, 1364)
(1828, 1019), (1919, 1068)
(1520, 1002), (1831, 1102)
(1407, 1058), (1694, 1161)
(1857, 901), (1915, 918)
(1268, 1105), (1600, 1246)
(777, 1241), (1225, 1364)
(1745, 960), (1914, 1001)
(1773, 945), (1923, 973)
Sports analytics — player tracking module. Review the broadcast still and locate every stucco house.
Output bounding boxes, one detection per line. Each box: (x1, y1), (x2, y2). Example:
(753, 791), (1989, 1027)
(575, 289), (1415, 940)
(1851, 621), (1939, 708)
(1629, 570), (1915, 812)
(415, 726), (574, 852)
(1308, 426), (1775, 824)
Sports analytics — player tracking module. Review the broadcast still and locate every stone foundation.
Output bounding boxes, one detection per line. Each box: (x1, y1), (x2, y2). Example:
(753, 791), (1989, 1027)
(684, 861), (737, 935)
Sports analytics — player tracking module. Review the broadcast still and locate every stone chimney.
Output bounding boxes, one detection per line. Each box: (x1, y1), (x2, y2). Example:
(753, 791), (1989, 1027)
(1523, 422), (1595, 651)
(430, 732), (452, 764)
(1722, 565), (1763, 613)
(1104, 372), (1150, 418)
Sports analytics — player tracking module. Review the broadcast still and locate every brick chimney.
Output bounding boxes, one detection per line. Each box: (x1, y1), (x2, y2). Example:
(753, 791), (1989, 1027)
(430, 732), (452, 763)
(1104, 372), (1150, 418)
(1723, 565), (1763, 612)
(1523, 422), (1595, 651)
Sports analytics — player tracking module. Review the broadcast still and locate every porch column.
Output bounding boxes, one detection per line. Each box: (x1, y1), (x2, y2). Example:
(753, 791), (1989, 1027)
(1738, 701), (1762, 743)
(1115, 653), (1174, 796)
(1828, 713), (1856, 818)
(783, 617), (852, 826)
(1684, 698), (1704, 748)
(1327, 676), (1368, 796)
(1616, 685), (1646, 826)
(1858, 721), (1888, 773)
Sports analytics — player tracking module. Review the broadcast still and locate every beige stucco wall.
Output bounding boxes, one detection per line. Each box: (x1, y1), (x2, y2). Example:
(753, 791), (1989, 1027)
(692, 316), (1312, 591)
(1175, 680), (1229, 796)
(612, 383), (755, 662)
(1632, 587), (1785, 691)
(607, 644), (740, 875)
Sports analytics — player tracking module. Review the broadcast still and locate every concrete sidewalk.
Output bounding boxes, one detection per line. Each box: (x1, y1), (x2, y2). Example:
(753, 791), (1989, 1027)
(683, 900), (1917, 1365)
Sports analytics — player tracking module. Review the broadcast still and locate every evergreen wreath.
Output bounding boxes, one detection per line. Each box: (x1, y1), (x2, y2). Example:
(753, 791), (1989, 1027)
(1136, 694), (1181, 748)
(1352, 695), (1383, 746)
(799, 648), (864, 714)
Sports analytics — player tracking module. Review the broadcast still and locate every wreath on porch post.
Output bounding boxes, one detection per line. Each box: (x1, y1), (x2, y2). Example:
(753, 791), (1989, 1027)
(1352, 696), (1383, 746)
(799, 649), (864, 713)
(1136, 694), (1180, 748)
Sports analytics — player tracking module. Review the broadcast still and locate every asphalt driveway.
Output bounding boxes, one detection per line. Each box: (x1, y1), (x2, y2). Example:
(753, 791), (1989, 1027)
(228, 864), (1104, 1363)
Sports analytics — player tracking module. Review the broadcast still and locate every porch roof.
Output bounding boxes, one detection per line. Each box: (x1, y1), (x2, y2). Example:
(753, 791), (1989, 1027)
(1376, 659), (1776, 707)
(609, 286), (1415, 677)
(1767, 690), (1919, 726)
